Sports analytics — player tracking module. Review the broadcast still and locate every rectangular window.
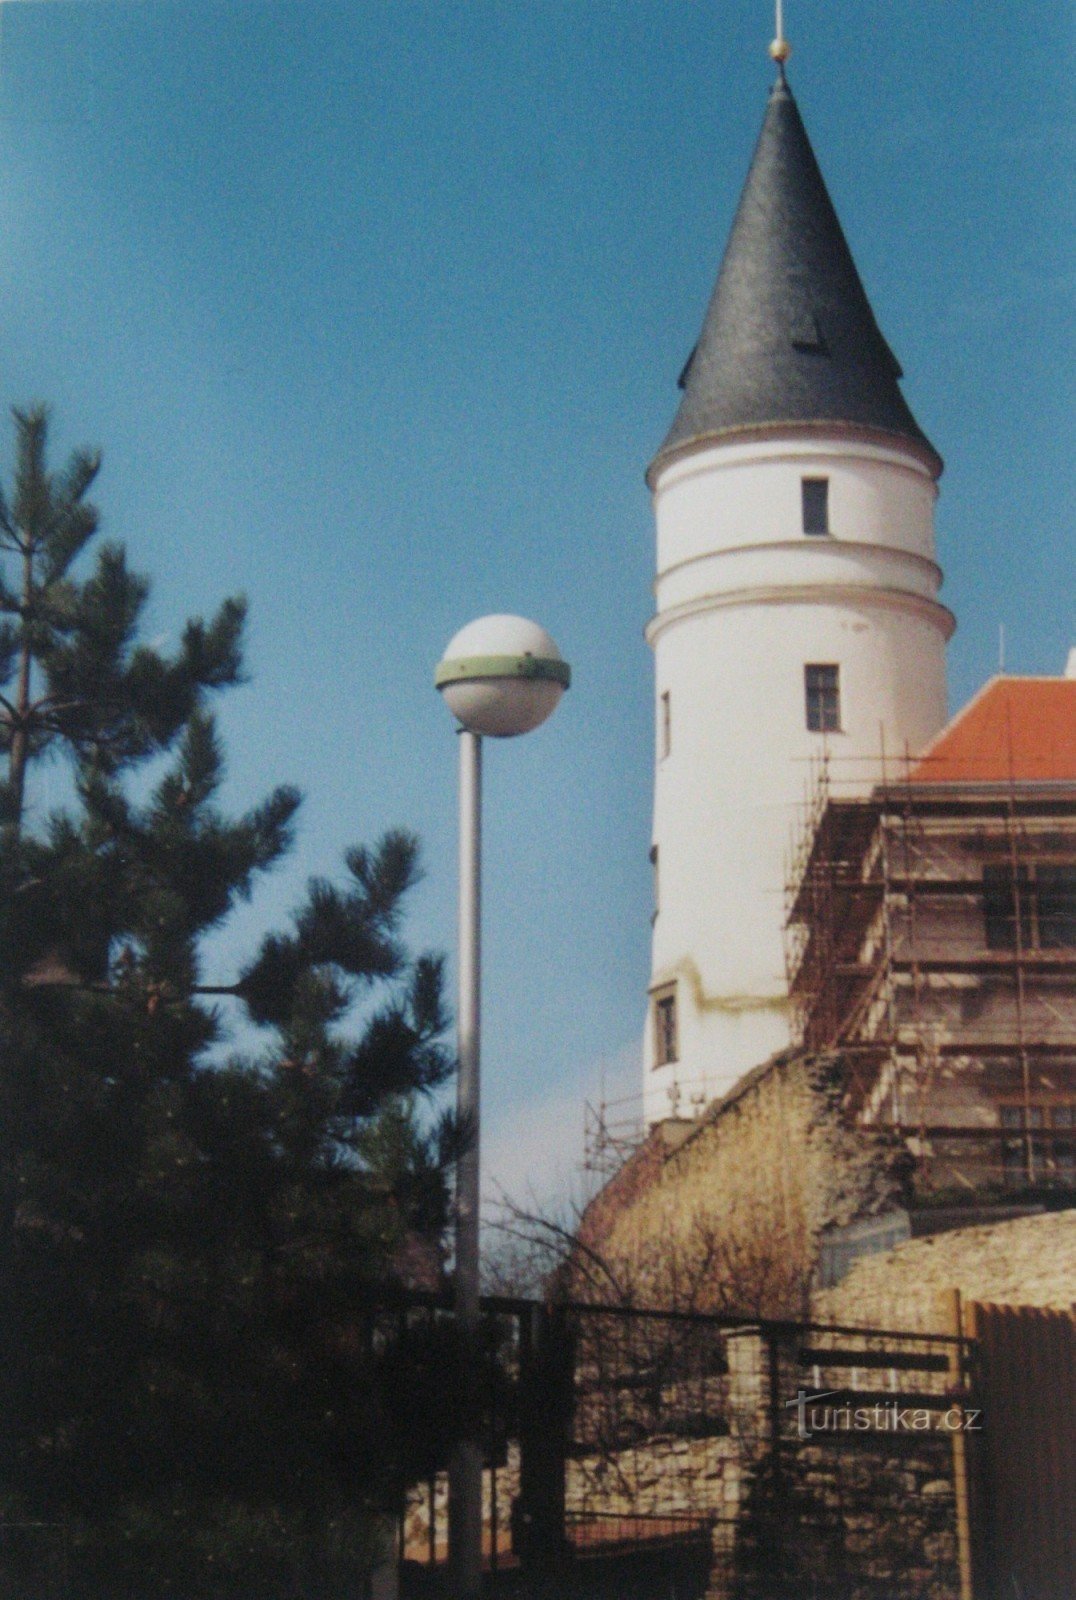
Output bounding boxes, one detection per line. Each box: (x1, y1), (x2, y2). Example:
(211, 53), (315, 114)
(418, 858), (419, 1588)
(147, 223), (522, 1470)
(983, 865), (1032, 951)
(802, 477), (830, 536)
(996, 1102), (1076, 1188)
(805, 664), (840, 733)
(996, 1102), (1076, 1127)
(998, 1102), (1037, 1188)
(1053, 1107), (1076, 1188)
(653, 985), (678, 1067)
(982, 864), (1076, 951)
(659, 691), (671, 759)
(1036, 866), (1076, 948)
(1001, 1138), (1026, 1188)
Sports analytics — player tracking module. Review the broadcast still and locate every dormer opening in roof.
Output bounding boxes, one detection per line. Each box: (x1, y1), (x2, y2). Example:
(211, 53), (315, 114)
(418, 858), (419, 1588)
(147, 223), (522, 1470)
(641, 31), (955, 1126)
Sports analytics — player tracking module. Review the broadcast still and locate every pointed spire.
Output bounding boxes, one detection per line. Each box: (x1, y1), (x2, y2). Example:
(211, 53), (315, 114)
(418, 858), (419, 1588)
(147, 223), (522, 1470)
(652, 74), (939, 476)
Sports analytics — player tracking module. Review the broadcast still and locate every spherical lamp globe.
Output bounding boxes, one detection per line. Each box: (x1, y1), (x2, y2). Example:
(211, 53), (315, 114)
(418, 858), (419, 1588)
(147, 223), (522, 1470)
(435, 614), (570, 738)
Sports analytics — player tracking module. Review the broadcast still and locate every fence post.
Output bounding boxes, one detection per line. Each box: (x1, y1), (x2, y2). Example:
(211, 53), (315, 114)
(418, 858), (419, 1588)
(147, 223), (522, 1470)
(941, 1289), (975, 1600)
(726, 1328), (768, 1457)
(725, 1323), (802, 1595)
(514, 1302), (575, 1583)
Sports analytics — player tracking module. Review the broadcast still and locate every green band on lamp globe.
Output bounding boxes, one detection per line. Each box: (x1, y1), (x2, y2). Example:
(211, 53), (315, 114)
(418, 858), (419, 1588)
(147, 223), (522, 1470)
(434, 655), (571, 690)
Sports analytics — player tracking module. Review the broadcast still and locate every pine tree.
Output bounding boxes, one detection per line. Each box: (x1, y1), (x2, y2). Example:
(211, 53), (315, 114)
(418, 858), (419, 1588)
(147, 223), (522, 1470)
(0, 405), (246, 832)
(0, 408), (457, 1595)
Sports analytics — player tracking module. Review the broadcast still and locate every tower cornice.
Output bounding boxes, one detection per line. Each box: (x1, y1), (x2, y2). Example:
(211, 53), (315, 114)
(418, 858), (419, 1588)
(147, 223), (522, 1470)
(645, 584), (957, 648)
(649, 420), (944, 491)
(653, 537), (945, 596)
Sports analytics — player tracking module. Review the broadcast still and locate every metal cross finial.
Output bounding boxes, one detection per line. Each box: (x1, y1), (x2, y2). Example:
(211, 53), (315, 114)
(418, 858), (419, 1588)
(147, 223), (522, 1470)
(770, 0), (792, 66)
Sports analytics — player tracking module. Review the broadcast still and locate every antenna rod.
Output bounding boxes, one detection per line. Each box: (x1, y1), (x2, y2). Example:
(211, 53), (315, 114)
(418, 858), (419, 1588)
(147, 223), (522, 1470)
(770, 1), (791, 66)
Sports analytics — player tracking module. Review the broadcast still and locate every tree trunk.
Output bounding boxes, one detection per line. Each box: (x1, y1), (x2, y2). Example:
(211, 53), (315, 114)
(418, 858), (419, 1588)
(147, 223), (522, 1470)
(7, 541), (33, 831)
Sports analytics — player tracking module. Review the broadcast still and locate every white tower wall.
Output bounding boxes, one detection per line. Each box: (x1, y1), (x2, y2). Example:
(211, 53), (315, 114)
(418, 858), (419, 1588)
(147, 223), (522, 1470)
(644, 432), (952, 1125)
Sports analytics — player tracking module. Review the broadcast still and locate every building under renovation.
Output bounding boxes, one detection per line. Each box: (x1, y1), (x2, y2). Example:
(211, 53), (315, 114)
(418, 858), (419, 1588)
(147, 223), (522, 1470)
(785, 672), (1076, 1203)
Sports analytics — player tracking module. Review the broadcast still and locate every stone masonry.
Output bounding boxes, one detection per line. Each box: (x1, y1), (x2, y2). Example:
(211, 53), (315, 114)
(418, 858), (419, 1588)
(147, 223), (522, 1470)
(813, 1207), (1076, 1331)
(576, 1050), (908, 1318)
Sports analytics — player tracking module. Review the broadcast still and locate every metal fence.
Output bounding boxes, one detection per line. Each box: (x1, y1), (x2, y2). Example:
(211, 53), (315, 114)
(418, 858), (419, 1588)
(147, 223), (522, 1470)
(396, 1295), (972, 1599)
(11, 1293), (1075, 1598)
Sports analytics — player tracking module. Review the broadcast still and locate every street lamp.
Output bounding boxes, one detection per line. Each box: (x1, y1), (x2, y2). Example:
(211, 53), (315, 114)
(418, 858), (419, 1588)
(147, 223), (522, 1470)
(435, 614), (570, 1598)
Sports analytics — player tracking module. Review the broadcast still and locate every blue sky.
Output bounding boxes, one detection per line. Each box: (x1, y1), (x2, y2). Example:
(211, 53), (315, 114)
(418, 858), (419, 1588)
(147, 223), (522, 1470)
(0, 2), (1072, 1206)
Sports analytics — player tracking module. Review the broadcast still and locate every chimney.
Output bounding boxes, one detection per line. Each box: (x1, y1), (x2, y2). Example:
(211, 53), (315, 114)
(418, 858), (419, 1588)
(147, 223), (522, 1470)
(1066, 648), (1076, 680)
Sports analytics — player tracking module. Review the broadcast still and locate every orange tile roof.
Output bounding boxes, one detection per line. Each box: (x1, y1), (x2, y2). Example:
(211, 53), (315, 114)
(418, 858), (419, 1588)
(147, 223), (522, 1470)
(910, 677), (1076, 784)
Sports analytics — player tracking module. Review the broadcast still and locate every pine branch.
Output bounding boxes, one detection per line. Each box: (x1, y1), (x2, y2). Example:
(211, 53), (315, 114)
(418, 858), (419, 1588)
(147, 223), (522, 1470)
(41, 496), (100, 587)
(180, 596), (247, 690)
(11, 404), (50, 545)
(345, 829), (422, 924)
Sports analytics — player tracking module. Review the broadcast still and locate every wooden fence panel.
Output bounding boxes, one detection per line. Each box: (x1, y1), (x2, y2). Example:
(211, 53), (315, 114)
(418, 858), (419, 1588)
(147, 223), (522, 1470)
(967, 1302), (1076, 1600)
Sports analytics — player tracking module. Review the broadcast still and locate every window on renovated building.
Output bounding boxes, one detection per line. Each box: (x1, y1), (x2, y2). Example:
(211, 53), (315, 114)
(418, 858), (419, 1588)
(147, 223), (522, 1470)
(659, 690), (671, 759)
(802, 477), (830, 535)
(1036, 866), (1076, 947)
(1054, 1104), (1076, 1187)
(653, 985), (678, 1067)
(983, 863), (1076, 950)
(998, 1102), (1076, 1188)
(983, 865), (1032, 951)
(805, 664), (841, 732)
(650, 844), (659, 922)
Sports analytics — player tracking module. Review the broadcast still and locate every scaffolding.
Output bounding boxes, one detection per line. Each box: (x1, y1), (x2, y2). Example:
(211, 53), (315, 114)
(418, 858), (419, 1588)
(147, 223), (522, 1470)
(583, 1093), (648, 1181)
(784, 752), (1076, 1198)
(582, 1075), (721, 1181)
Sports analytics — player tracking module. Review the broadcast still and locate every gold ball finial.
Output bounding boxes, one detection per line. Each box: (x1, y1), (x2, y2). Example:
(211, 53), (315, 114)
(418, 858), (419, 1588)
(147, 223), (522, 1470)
(769, 37), (792, 64)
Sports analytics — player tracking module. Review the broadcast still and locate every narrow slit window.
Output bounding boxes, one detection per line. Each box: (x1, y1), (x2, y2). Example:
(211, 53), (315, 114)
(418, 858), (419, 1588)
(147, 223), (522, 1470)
(660, 690), (671, 759)
(805, 664), (840, 733)
(802, 477), (829, 536)
(653, 985), (678, 1067)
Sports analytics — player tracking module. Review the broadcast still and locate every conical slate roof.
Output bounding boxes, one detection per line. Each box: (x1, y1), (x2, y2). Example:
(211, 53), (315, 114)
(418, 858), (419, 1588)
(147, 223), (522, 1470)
(653, 74), (939, 475)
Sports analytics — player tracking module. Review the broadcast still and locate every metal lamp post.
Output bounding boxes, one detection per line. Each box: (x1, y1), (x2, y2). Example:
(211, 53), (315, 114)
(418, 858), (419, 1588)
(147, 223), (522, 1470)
(434, 614), (570, 1598)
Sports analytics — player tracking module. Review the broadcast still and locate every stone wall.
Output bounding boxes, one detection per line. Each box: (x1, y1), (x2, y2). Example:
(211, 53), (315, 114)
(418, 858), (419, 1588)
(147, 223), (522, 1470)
(401, 1322), (962, 1600)
(730, 1440), (959, 1600)
(576, 1050), (908, 1317)
(569, 1327), (961, 1600)
(813, 1207), (1076, 1331)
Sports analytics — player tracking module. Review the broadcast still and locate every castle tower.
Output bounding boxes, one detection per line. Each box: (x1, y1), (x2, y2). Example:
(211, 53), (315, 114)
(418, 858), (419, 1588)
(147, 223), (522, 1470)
(644, 52), (954, 1125)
